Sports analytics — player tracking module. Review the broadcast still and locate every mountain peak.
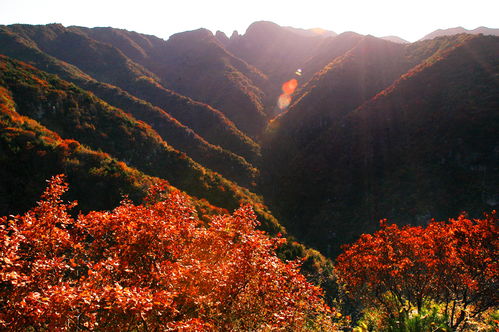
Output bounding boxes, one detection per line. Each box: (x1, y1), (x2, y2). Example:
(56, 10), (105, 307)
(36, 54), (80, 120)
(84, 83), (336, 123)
(245, 21), (281, 34)
(336, 31), (363, 39)
(380, 35), (409, 44)
(215, 30), (229, 43)
(169, 28), (213, 40)
(230, 30), (240, 40)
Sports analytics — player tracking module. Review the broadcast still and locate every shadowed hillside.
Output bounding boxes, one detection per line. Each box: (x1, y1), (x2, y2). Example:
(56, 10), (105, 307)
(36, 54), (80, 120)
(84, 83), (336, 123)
(0, 25), (260, 186)
(261, 34), (499, 256)
(0, 55), (282, 233)
(226, 21), (326, 86)
(0, 24), (260, 161)
(76, 26), (271, 137)
(2, 21), (497, 263)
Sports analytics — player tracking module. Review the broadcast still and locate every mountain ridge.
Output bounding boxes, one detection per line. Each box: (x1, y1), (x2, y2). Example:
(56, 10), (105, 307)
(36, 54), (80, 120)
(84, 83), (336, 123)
(0, 24), (261, 160)
(1, 21), (497, 261)
(76, 26), (271, 137)
(0, 25), (259, 186)
(0, 55), (283, 234)
(261, 34), (499, 256)
(420, 26), (499, 40)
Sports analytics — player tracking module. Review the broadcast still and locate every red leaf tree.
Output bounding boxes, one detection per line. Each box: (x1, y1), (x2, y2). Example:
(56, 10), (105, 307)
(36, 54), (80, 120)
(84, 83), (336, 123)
(335, 213), (498, 330)
(0, 175), (337, 331)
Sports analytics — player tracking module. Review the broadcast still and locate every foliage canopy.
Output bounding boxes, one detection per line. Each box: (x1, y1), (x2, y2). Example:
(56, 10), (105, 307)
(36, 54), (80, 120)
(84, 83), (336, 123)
(335, 213), (498, 330)
(0, 175), (336, 331)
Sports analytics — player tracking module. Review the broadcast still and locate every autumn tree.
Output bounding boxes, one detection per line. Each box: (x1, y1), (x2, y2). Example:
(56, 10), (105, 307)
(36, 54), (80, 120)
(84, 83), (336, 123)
(335, 213), (498, 330)
(0, 175), (337, 331)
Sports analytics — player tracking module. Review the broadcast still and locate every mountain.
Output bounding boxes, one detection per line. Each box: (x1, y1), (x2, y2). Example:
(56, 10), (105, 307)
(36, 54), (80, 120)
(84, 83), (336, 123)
(215, 30), (230, 47)
(0, 50), (338, 292)
(0, 55), (283, 234)
(271, 35), (413, 145)
(0, 24), (260, 161)
(0, 25), (260, 187)
(261, 34), (499, 256)
(283, 26), (337, 38)
(299, 31), (364, 82)
(420, 26), (499, 40)
(75, 26), (271, 137)
(1, 21), (497, 264)
(223, 22), (369, 115)
(0, 81), (153, 214)
(226, 21), (327, 86)
(380, 35), (409, 43)
(0, 61), (225, 220)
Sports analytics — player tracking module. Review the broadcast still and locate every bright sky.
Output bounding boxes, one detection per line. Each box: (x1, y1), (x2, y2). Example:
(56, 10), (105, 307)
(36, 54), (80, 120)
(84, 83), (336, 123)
(1, 0), (498, 42)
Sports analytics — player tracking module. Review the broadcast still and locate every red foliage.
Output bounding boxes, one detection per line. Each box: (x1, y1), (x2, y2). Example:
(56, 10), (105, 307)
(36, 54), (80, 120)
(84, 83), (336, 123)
(335, 213), (498, 329)
(0, 175), (335, 331)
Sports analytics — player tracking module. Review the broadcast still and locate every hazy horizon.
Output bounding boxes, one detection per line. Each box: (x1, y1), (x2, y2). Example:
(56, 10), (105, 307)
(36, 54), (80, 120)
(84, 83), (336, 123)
(1, 0), (498, 42)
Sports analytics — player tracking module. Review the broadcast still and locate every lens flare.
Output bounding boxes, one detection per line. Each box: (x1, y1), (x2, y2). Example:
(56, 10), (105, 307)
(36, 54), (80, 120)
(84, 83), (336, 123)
(277, 78), (299, 110)
(278, 94), (292, 109)
(282, 78), (298, 95)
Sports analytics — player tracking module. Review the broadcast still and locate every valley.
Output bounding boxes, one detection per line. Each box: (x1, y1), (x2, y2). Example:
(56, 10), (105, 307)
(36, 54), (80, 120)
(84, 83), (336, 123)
(0, 20), (497, 330)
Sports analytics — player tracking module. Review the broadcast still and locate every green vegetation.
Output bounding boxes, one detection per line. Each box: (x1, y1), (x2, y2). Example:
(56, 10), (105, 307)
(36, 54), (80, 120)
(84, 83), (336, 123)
(0, 21), (498, 330)
(354, 304), (451, 332)
(0, 55), (281, 234)
(0, 25), (259, 187)
(0, 24), (261, 161)
(0, 81), (153, 214)
(337, 214), (498, 331)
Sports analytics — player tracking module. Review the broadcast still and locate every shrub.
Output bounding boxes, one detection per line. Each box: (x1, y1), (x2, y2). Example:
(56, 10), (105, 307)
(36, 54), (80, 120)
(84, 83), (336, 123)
(0, 175), (336, 331)
(336, 213), (498, 331)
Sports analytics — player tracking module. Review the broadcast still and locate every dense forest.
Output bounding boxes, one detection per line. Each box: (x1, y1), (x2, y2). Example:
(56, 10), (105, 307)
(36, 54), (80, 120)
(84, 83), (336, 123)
(0, 21), (497, 330)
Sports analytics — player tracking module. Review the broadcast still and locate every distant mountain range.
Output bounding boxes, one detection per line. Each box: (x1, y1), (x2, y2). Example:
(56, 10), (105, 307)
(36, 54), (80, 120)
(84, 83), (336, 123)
(420, 26), (499, 40)
(283, 26), (338, 38)
(0, 20), (497, 260)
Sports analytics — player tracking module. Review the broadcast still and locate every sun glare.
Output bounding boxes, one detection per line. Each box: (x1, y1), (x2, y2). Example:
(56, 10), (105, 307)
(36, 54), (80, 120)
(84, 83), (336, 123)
(277, 78), (298, 110)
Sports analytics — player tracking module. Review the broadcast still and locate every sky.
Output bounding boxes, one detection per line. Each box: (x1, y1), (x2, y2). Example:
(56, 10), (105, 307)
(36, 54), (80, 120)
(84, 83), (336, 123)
(1, 0), (498, 42)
